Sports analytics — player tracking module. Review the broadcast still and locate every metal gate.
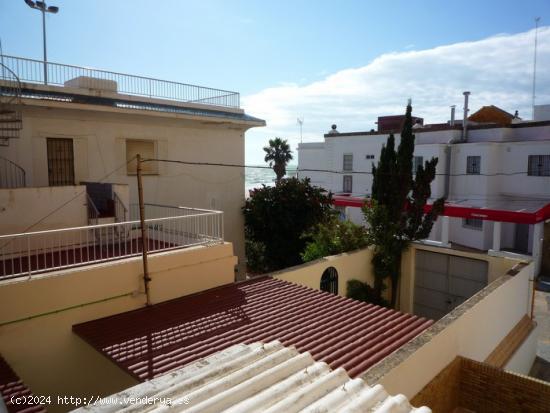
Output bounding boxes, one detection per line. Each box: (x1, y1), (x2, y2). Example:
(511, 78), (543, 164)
(320, 267), (338, 294)
(414, 250), (488, 320)
(47, 138), (75, 186)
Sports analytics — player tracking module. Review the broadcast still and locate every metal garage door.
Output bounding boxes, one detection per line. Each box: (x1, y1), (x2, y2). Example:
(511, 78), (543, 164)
(414, 250), (488, 320)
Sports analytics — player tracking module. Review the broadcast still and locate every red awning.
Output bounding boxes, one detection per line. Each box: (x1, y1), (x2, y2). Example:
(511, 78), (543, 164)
(333, 195), (550, 224)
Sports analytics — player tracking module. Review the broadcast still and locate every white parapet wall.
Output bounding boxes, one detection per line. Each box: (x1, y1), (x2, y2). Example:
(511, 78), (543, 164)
(363, 261), (536, 398)
(0, 186), (88, 235)
(0, 242), (237, 411)
(271, 247), (375, 298)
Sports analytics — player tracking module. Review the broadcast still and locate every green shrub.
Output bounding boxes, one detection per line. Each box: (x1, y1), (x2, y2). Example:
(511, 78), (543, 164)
(243, 178), (333, 272)
(301, 217), (368, 262)
(346, 279), (389, 307)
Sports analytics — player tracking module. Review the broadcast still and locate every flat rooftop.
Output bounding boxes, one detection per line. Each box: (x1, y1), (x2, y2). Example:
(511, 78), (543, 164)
(73, 277), (432, 381)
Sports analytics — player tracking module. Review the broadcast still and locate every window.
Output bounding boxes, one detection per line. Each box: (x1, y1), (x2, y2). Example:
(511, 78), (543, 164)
(466, 156), (481, 174)
(343, 175), (353, 193)
(413, 156), (423, 174)
(126, 139), (157, 175)
(365, 154), (375, 160)
(343, 154), (353, 171)
(528, 155), (550, 176)
(320, 267), (338, 294)
(463, 218), (483, 230)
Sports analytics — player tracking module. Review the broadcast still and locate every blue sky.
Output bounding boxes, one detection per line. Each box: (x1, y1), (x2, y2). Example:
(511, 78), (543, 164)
(1, 0), (549, 163)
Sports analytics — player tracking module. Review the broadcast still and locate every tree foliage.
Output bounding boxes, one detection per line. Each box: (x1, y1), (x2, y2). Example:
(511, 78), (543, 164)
(243, 178), (333, 272)
(301, 216), (368, 262)
(364, 104), (445, 307)
(346, 279), (389, 307)
(263, 137), (293, 183)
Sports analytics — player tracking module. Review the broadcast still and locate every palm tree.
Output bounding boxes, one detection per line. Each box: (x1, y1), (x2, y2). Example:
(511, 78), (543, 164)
(263, 138), (293, 183)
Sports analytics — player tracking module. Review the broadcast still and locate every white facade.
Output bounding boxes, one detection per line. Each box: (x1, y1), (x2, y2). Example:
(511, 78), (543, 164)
(298, 119), (550, 273)
(0, 81), (264, 276)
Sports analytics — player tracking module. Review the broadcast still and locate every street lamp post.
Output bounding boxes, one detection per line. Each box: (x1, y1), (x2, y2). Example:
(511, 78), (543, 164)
(24, 0), (59, 85)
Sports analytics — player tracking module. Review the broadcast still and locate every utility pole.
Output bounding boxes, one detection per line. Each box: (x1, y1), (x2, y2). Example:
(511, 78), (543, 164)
(136, 154), (151, 306)
(532, 17), (541, 120)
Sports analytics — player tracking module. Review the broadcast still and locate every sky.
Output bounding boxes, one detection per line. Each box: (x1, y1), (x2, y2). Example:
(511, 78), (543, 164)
(1, 0), (549, 164)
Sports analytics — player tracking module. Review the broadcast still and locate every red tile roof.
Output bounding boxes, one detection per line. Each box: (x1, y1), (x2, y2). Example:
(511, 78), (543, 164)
(73, 277), (433, 381)
(0, 356), (46, 413)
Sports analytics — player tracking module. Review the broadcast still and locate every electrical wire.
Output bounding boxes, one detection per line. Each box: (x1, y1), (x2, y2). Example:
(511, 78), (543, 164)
(142, 158), (550, 178)
(1, 157), (136, 249)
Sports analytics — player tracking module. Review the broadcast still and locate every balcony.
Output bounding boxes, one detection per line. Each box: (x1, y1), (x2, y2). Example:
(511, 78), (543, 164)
(0, 204), (223, 279)
(0, 55), (240, 108)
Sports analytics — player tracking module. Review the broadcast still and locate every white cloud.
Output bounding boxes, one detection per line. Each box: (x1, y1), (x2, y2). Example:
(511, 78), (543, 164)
(243, 27), (550, 165)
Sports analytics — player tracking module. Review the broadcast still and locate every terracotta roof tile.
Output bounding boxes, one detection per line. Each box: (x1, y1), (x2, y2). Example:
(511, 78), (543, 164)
(73, 277), (432, 381)
(0, 356), (47, 413)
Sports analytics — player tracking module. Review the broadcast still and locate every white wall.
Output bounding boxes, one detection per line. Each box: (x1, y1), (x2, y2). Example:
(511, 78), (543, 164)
(0, 186), (87, 235)
(299, 134), (447, 198)
(297, 142), (329, 187)
(298, 124), (550, 254)
(0, 104), (259, 275)
(375, 262), (535, 398)
(497, 140), (550, 198)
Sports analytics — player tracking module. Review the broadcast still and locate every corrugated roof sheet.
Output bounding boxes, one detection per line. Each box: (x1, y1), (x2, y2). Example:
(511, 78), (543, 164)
(0, 355), (47, 413)
(73, 277), (432, 381)
(72, 341), (431, 413)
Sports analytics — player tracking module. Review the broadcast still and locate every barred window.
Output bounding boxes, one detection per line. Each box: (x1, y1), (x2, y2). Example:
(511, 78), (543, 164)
(463, 218), (483, 230)
(343, 175), (353, 193)
(528, 155), (550, 176)
(466, 156), (481, 175)
(343, 154), (353, 171)
(413, 156), (423, 174)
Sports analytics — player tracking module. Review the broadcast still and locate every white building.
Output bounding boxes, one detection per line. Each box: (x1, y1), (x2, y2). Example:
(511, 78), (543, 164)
(0, 55), (264, 276)
(298, 103), (550, 275)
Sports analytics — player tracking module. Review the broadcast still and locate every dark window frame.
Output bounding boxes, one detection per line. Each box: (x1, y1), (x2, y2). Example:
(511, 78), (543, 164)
(466, 156), (481, 175)
(463, 218), (483, 230)
(343, 154), (353, 171)
(320, 267), (338, 294)
(343, 175), (353, 193)
(528, 155), (550, 176)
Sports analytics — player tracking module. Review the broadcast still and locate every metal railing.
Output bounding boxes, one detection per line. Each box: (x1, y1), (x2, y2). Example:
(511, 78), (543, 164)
(114, 192), (127, 223)
(0, 55), (240, 108)
(0, 206), (223, 279)
(86, 194), (100, 225)
(0, 156), (26, 188)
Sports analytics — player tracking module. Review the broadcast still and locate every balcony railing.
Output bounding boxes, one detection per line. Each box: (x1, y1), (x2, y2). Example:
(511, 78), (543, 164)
(0, 55), (240, 108)
(0, 156), (26, 188)
(0, 205), (223, 279)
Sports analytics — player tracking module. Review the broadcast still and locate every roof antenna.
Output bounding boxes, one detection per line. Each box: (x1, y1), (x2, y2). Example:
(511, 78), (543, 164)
(532, 17), (541, 120)
(297, 117), (304, 144)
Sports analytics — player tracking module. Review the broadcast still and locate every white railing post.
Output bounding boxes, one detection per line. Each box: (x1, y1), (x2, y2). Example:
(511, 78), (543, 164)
(27, 236), (31, 277)
(0, 207), (223, 279)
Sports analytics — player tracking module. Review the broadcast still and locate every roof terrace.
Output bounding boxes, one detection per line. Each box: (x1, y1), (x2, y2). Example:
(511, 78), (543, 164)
(0, 55), (240, 108)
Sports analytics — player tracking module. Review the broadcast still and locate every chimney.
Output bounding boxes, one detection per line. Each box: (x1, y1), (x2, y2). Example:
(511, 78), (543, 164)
(462, 91), (470, 141)
(450, 105), (456, 126)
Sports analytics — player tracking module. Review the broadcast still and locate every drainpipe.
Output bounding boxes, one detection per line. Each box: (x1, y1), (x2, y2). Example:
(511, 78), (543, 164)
(450, 105), (456, 126)
(444, 145), (452, 199)
(462, 91), (470, 142)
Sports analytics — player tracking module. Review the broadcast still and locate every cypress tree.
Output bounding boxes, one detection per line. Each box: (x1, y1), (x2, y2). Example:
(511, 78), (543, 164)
(364, 104), (445, 307)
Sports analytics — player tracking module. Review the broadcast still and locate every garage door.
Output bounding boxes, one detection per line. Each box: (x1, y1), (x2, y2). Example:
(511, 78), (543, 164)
(414, 251), (488, 320)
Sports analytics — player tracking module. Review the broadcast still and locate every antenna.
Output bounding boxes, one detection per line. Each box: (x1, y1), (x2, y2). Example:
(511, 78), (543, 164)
(532, 17), (541, 120)
(297, 117), (303, 143)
